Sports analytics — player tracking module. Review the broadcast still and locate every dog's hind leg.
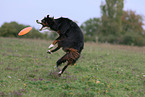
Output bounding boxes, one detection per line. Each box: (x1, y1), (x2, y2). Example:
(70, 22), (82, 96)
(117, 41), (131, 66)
(56, 54), (68, 68)
(58, 60), (75, 76)
(58, 64), (69, 76)
(58, 58), (75, 76)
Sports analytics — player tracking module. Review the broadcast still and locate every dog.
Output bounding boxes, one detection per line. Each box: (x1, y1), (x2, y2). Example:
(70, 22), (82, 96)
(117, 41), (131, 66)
(36, 15), (84, 76)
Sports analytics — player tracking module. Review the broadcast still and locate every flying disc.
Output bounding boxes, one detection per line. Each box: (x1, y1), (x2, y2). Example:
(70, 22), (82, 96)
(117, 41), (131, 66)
(18, 27), (32, 36)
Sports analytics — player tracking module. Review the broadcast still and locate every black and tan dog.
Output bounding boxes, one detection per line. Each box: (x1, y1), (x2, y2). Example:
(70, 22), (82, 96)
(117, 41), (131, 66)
(36, 15), (84, 76)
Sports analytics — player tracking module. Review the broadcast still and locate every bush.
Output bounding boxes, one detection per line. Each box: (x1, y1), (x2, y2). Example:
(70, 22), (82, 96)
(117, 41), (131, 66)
(120, 32), (145, 46)
(97, 33), (145, 46)
(84, 35), (96, 42)
(0, 22), (49, 40)
(98, 34), (119, 44)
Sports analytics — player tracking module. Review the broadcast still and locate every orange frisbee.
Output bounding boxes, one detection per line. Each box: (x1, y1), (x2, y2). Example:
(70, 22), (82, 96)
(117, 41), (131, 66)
(18, 27), (32, 36)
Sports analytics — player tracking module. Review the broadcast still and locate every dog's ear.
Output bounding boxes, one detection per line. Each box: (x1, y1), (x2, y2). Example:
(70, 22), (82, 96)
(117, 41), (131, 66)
(47, 15), (49, 18)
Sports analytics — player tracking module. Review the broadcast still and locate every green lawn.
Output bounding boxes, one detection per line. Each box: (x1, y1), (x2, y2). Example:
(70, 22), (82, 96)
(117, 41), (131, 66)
(0, 37), (145, 97)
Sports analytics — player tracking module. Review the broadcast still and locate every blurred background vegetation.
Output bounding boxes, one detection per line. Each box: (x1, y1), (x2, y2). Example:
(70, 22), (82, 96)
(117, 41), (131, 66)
(0, 0), (145, 46)
(81, 0), (145, 46)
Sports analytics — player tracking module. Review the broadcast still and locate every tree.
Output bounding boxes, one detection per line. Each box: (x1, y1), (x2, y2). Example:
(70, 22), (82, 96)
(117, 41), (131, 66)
(120, 10), (145, 46)
(80, 0), (145, 46)
(122, 10), (144, 34)
(80, 18), (100, 42)
(99, 0), (124, 43)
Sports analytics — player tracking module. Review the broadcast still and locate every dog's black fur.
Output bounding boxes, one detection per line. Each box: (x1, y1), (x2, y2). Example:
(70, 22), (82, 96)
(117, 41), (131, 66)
(36, 15), (84, 76)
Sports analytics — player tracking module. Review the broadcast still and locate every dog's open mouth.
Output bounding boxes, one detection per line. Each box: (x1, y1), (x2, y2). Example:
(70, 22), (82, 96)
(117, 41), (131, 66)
(36, 20), (45, 31)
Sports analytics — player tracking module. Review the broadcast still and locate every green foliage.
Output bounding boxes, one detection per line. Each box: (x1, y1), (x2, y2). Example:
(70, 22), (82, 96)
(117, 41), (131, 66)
(81, 0), (145, 46)
(100, 0), (123, 35)
(0, 22), (48, 39)
(122, 10), (143, 33)
(120, 11), (145, 46)
(0, 22), (23, 37)
(0, 37), (145, 97)
(48, 31), (58, 40)
(81, 18), (100, 42)
(120, 32), (145, 46)
(98, 34), (119, 44)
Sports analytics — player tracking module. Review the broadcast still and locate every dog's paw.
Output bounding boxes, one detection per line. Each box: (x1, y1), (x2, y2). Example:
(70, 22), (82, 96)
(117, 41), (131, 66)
(58, 71), (62, 74)
(48, 44), (54, 50)
(47, 50), (52, 54)
(58, 71), (62, 77)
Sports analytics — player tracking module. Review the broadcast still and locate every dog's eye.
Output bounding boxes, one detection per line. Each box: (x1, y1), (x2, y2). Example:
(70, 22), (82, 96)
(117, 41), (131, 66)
(42, 20), (45, 23)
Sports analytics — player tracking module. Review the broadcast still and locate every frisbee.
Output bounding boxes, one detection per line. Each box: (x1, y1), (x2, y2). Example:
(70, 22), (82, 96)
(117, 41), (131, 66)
(18, 27), (32, 36)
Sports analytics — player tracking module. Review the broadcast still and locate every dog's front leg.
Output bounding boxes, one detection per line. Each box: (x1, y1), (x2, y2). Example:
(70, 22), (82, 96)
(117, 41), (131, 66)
(48, 40), (57, 50)
(48, 33), (62, 50)
(48, 39), (60, 50)
(48, 44), (54, 50)
(47, 46), (61, 54)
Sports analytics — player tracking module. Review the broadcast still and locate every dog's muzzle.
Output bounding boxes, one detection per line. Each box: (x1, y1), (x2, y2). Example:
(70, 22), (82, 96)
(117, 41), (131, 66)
(36, 20), (44, 31)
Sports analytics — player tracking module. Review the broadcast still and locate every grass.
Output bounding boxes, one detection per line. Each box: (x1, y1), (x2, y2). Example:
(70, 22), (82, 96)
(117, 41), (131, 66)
(0, 37), (145, 97)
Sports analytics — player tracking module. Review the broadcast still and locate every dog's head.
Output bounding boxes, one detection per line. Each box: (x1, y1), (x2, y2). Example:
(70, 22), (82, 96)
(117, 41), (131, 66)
(36, 15), (55, 31)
